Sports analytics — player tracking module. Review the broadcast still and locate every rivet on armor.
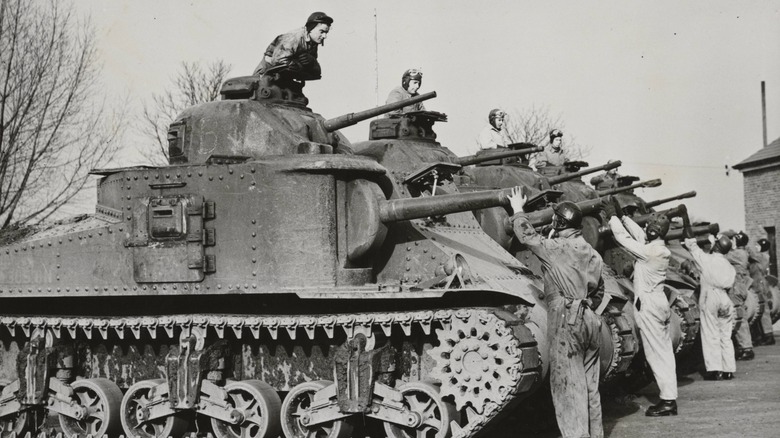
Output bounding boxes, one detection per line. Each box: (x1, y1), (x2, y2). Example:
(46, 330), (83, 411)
(252, 272), (257, 276)
(406, 246), (411, 251)
(229, 169), (234, 174)
(155, 175), (159, 180)
(134, 176), (138, 180)
(251, 219), (256, 224)
(240, 174), (244, 179)
(250, 168), (256, 173)
(431, 255), (436, 259)
(406, 267), (411, 271)
(219, 175), (224, 180)
(144, 175), (148, 180)
(252, 232), (257, 237)
(152, 286), (157, 290)
(406, 256), (411, 261)
(187, 172), (192, 177)
(142, 286), (147, 290)
(415, 241), (419, 246)
(198, 172), (203, 176)
(252, 258), (257, 263)
(252, 245), (257, 250)
(217, 284), (222, 289)
(119, 227), (124, 232)
(209, 176), (214, 181)
(423, 249), (428, 253)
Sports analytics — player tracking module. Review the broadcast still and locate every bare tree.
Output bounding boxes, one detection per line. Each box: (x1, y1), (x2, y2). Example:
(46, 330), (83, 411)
(504, 105), (592, 160)
(140, 60), (232, 165)
(0, 0), (125, 229)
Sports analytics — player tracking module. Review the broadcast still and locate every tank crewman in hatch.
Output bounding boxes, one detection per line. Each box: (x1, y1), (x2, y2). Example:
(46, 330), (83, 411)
(727, 231), (755, 361)
(590, 160), (622, 190)
(749, 237), (776, 345)
(476, 109), (509, 149)
(608, 211), (678, 417)
(508, 188), (604, 438)
(253, 12), (333, 80)
(532, 129), (568, 171)
(385, 69), (426, 116)
(683, 234), (737, 381)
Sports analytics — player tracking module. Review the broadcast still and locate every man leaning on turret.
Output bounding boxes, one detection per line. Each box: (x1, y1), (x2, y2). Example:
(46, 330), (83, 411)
(254, 12), (334, 80)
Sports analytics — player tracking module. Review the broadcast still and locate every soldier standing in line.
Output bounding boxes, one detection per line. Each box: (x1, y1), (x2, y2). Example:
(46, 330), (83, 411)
(683, 235), (737, 381)
(607, 212), (678, 416)
(508, 187), (604, 438)
(385, 69), (426, 116)
(532, 129), (568, 172)
(728, 231), (755, 360)
(476, 109), (509, 149)
(750, 237), (776, 345)
(254, 12), (333, 81)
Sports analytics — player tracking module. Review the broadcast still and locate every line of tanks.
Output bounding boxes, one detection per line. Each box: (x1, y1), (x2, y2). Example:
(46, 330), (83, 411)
(0, 73), (772, 438)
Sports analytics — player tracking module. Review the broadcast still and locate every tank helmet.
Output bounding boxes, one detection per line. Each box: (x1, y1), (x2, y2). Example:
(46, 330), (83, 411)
(711, 234), (732, 255)
(306, 12), (333, 28)
(401, 69), (423, 90)
(552, 201), (583, 230)
(549, 129), (563, 143)
(488, 109), (505, 128)
(758, 238), (770, 252)
(645, 212), (670, 240)
(734, 231), (749, 247)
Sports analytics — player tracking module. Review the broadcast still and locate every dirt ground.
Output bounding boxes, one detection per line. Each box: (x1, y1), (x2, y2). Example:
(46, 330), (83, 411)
(499, 330), (780, 438)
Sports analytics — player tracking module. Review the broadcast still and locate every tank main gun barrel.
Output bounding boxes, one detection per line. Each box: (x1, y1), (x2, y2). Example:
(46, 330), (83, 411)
(597, 178), (662, 196)
(645, 191), (697, 208)
(455, 145), (544, 166)
(522, 197), (608, 229)
(378, 188), (511, 223)
(665, 223), (720, 241)
(546, 160), (622, 185)
(598, 204), (689, 238)
(323, 91), (438, 132)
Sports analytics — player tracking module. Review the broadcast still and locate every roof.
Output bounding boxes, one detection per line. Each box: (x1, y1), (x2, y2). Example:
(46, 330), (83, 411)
(733, 137), (780, 171)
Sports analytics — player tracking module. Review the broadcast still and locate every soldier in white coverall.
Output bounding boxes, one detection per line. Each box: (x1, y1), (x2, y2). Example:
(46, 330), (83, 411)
(608, 212), (678, 416)
(509, 188), (604, 438)
(684, 235), (737, 380)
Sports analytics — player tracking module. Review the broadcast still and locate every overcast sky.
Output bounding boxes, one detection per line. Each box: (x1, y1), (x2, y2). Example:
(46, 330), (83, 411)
(75, 0), (780, 232)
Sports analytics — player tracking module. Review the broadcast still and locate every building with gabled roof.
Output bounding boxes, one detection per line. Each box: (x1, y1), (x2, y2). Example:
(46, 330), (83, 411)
(733, 136), (780, 275)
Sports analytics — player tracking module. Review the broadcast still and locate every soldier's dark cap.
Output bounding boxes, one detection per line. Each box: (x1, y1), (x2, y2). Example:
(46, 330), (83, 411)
(307, 12), (333, 26)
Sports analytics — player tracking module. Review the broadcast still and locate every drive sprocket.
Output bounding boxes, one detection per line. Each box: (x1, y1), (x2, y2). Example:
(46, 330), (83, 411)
(428, 309), (523, 414)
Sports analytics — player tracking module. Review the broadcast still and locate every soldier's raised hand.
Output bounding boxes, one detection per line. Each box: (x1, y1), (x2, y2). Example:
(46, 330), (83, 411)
(507, 186), (527, 215)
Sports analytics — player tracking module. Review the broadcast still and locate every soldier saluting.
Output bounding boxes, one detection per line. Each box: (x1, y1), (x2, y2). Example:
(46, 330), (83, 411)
(254, 12), (334, 80)
(508, 187), (604, 438)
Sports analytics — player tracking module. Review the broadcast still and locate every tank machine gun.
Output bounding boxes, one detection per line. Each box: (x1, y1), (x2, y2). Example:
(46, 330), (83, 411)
(0, 83), (546, 438)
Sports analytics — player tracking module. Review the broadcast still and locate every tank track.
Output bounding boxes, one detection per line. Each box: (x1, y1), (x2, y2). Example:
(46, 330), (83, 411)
(671, 294), (700, 354)
(0, 307), (541, 438)
(601, 304), (637, 381)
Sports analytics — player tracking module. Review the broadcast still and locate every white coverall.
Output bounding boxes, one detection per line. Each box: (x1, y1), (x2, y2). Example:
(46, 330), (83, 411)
(684, 238), (736, 373)
(608, 216), (677, 400)
(513, 215), (604, 438)
(726, 248), (752, 350)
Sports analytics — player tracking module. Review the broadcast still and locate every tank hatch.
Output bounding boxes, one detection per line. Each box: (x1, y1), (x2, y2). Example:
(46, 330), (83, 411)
(368, 111), (447, 142)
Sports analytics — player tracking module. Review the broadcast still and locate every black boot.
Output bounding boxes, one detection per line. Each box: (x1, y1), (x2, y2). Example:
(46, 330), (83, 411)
(736, 349), (755, 360)
(703, 371), (723, 381)
(764, 335), (776, 345)
(722, 372), (734, 380)
(646, 399), (678, 417)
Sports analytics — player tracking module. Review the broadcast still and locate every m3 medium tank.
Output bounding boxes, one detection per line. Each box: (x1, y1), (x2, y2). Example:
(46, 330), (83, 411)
(0, 76), (543, 438)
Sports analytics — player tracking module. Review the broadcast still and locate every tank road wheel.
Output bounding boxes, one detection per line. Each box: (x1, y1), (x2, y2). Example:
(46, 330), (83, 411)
(121, 379), (188, 438)
(0, 408), (45, 438)
(211, 380), (281, 438)
(280, 380), (352, 438)
(383, 380), (457, 438)
(59, 378), (123, 438)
